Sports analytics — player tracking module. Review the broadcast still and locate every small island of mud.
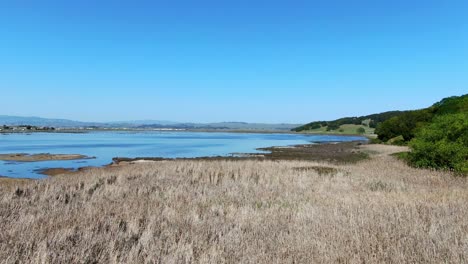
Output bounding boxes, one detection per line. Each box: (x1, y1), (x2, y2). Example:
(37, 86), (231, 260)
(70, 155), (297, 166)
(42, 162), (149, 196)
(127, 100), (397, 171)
(112, 141), (368, 164)
(0, 153), (94, 162)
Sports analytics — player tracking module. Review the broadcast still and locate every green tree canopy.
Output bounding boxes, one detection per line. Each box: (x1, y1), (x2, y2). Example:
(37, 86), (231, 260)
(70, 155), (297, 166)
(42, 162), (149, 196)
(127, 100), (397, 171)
(408, 113), (468, 175)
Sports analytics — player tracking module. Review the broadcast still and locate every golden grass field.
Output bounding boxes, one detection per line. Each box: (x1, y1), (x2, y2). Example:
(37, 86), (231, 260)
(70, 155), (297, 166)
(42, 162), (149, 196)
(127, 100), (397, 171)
(1, 144), (467, 263)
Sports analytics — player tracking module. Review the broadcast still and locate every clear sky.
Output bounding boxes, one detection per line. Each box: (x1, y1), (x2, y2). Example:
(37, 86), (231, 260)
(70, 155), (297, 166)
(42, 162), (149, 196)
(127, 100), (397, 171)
(1, 0), (467, 123)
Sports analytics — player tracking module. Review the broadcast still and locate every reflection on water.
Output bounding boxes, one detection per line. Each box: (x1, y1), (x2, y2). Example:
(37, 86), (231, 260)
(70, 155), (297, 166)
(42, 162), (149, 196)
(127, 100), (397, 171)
(0, 131), (366, 179)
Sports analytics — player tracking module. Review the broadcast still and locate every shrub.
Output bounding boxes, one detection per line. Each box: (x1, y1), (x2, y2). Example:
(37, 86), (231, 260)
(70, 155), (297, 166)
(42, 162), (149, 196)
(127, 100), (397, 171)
(308, 123), (321, 130)
(369, 138), (382, 144)
(327, 123), (340, 131)
(392, 151), (409, 161)
(408, 113), (468, 175)
(357, 127), (366, 134)
(387, 135), (406, 146)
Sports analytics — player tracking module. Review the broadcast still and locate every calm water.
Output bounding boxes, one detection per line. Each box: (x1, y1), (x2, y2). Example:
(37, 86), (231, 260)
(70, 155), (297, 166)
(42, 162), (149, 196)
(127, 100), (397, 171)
(0, 131), (366, 179)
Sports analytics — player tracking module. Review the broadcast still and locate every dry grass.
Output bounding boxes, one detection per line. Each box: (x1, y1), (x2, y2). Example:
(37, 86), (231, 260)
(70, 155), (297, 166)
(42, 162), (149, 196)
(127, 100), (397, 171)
(1, 145), (467, 263)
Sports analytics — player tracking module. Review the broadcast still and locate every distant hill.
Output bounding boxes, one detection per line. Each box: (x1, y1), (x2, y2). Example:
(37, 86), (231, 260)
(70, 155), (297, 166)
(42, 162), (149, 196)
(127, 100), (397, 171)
(0, 115), (299, 131)
(0, 115), (101, 128)
(108, 120), (180, 126)
(138, 122), (300, 131)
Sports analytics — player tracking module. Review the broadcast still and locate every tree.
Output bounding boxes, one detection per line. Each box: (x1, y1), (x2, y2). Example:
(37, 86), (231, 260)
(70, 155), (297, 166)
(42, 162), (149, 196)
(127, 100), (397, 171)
(308, 123), (321, 129)
(375, 109), (433, 142)
(326, 123), (340, 131)
(408, 113), (468, 175)
(357, 127), (366, 134)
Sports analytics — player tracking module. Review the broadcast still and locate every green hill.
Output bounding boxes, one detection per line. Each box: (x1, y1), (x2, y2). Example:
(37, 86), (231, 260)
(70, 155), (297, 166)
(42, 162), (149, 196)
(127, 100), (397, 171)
(292, 111), (407, 134)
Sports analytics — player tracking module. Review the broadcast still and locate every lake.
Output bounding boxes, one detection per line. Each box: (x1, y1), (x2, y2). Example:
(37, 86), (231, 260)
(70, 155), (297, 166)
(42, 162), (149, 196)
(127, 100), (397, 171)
(0, 131), (366, 179)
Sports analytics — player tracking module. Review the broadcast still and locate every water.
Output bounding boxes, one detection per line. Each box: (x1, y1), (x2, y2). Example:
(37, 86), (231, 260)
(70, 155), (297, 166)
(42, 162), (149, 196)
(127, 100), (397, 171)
(0, 131), (366, 179)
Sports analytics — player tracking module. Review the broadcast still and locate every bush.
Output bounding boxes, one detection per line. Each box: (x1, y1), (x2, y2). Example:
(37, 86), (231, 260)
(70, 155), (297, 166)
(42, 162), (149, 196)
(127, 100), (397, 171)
(369, 138), (382, 144)
(392, 151), (409, 161)
(357, 127), (366, 134)
(326, 123), (340, 131)
(408, 113), (468, 175)
(308, 123), (321, 129)
(387, 135), (406, 146)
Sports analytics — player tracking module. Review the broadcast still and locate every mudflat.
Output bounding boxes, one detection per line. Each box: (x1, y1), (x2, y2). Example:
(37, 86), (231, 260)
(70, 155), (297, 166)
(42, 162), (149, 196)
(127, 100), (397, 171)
(0, 153), (93, 162)
(112, 141), (368, 164)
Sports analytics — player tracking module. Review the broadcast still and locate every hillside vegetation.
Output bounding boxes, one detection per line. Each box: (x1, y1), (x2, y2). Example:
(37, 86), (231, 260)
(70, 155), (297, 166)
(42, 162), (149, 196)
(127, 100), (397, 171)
(408, 113), (467, 174)
(295, 94), (467, 174)
(376, 94), (467, 174)
(292, 111), (406, 134)
(1, 145), (467, 263)
(375, 94), (467, 142)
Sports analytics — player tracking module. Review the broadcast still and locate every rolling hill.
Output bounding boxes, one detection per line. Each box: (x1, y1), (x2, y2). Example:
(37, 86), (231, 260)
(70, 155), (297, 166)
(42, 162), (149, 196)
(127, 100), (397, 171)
(292, 111), (408, 134)
(0, 116), (299, 131)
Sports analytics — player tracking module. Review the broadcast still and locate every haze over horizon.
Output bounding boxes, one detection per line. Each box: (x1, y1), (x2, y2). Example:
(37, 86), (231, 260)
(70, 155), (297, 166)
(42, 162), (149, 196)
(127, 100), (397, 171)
(0, 114), (300, 125)
(1, 1), (467, 123)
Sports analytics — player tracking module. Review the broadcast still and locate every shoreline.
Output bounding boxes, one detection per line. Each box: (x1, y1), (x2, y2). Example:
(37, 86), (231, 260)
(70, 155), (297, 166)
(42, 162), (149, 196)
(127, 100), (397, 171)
(1, 128), (375, 137)
(38, 141), (368, 178)
(112, 141), (368, 164)
(1, 140), (369, 180)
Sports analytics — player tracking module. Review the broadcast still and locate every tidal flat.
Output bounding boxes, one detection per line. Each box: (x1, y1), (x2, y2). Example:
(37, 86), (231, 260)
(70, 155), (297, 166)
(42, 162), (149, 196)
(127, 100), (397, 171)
(0, 153), (92, 162)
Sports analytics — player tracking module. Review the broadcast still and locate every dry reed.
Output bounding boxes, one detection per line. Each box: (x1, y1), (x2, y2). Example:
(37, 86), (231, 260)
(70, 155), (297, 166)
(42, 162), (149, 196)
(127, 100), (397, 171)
(1, 145), (467, 263)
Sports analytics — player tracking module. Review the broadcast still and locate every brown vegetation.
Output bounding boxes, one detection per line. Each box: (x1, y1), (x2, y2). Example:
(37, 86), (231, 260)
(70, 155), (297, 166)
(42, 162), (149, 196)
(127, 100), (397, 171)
(0, 177), (32, 189)
(1, 145), (467, 263)
(0, 153), (92, 162)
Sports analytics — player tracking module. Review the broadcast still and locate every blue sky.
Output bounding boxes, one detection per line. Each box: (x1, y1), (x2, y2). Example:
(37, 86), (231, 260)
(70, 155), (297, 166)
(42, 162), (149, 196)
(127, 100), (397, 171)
(1, 0), (467, 123)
